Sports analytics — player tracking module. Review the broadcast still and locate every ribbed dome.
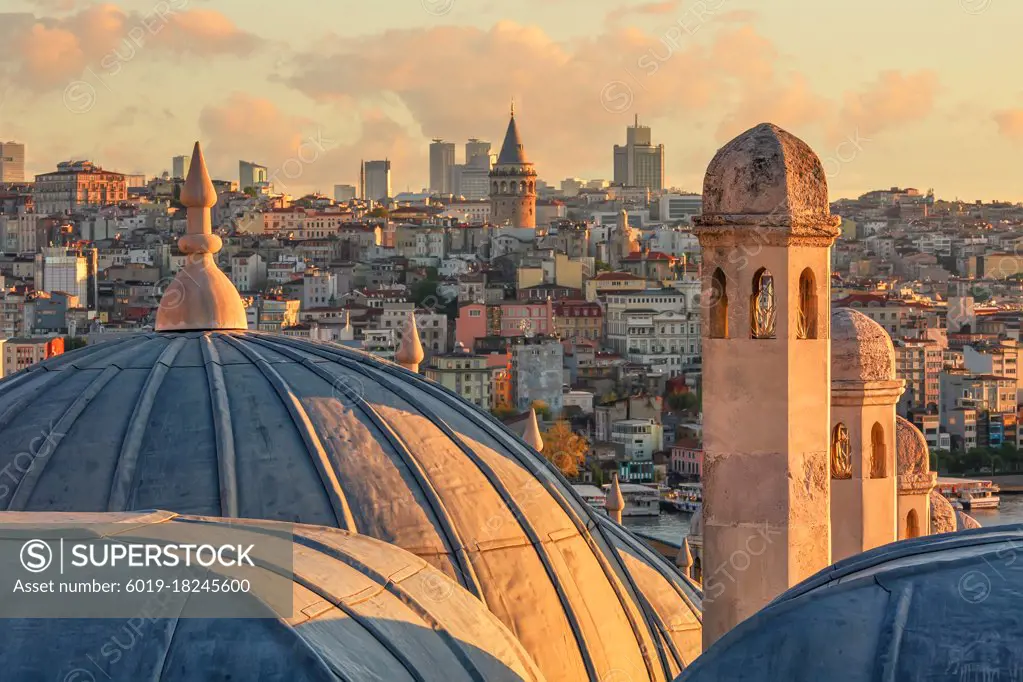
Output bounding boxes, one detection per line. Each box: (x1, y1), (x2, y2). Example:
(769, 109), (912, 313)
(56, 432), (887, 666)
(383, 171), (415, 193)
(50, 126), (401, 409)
(895, 416), (929, 476)
(678, 524), (1023, 682)
(831, 307), (896, 382)
(0, 331), (701, 681)
(0, 511), (544, 682)
(930, 489), (956, 534)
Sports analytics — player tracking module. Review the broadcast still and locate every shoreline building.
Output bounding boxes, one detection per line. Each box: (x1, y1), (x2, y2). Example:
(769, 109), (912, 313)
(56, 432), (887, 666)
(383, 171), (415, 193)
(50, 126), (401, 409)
(490, 105), (537, 228)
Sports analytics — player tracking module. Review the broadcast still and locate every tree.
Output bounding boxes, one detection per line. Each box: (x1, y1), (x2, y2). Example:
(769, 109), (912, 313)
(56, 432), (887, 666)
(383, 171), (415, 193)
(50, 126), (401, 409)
(64, 336), (87, 351)
(542, 420), (589, 478)
(490, 405), (518, 420)
(666, 390), (699, 412)
(531, 400), (552, 421)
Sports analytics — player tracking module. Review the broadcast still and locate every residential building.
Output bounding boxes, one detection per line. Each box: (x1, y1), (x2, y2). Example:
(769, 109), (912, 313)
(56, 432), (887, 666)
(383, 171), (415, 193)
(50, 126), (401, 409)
(894, 339), (943, 414)
(425, 347), (492, 409)
(671, 444), (703, 478)
(612, 419), (663, 482)
(0, 336), (64, 377)
(0, 141), (26, 183)
(246, 297), (300, 332)
(303, 269), (340, 309)
(612, 116), (664, 192)
(33, 161), (127, 214)
(964, 341), (1022, 401)
(585, 271), (648, 301)
(657, 193), (702, 223)
(229, 252), (267, 292)
(553, 301), (603, 341)
(239, 161), (269, 192)
(605, 289), (699, 376)
(509, 335), (564, 414)
(39, 246), (89, 303)
(333, 184), (357, 202)
(945, 407), (977, 451)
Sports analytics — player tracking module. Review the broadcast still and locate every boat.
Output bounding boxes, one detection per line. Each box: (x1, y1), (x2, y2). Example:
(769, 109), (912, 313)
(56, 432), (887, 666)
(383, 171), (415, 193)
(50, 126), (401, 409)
(602, 482), (661, 516)
(673, 483), (702, 513)
(936, 477), (1001, 511)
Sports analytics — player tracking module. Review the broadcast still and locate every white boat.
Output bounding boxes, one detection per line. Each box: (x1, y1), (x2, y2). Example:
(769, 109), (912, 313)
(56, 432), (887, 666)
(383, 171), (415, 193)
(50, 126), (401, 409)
(672, 483), (702, 513)
(603, 482), (661, 517)
(936, 477), (1000, 511)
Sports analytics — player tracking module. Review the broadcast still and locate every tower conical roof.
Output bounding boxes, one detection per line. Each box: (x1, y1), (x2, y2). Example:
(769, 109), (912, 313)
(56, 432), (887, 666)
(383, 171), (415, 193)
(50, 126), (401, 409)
(497, 108), (529, 165)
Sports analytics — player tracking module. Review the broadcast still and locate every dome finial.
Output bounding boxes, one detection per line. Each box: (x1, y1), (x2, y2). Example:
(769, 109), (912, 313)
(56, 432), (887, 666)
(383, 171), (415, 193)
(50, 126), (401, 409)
(606, 473), (625, 524)
(523, 408), (543, 451)
(395, 312), (425, 372)
(155, 141), (248, 332)
(677, 537), (694, 576)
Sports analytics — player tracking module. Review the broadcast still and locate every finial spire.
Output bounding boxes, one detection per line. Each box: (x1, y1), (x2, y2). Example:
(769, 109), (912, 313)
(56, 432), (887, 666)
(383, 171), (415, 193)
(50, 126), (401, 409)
(605, 473), (625, 524)
(395, 311), (425, 372)
(676, 537), (694, 576)
(155, 141), (247, 332)
(523, 408), (543, 451)
(510, 99), (515, 117)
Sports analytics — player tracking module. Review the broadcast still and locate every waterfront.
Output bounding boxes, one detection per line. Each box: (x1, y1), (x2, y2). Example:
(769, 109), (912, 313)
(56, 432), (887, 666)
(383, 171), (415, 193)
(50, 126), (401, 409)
(624, 494), (1023, 545)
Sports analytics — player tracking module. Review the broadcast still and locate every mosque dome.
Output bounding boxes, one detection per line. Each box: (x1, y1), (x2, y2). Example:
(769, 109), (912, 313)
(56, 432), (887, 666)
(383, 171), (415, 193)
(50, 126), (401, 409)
(831, 307), (896, 382)
(895, 416), (929, 476)
(0, 144), (703, 682)
(677, 524), (1023, 682)
(0, 511), (544, 682)
(957, 510), (982, 530)
(930, 489), (957, 534)
(698, 123), (839, 235)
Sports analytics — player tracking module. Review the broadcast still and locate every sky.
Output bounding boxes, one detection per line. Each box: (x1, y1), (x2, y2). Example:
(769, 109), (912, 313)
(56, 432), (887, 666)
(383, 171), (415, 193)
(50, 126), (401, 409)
(0, 0), (1020, 201)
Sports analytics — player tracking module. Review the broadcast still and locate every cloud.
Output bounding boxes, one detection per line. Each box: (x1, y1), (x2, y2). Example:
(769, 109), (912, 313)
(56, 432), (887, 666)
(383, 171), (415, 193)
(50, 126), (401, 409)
(0, 3), (260, 90)
(835, 70), (939, 138)
(993, 109), (1023, 140)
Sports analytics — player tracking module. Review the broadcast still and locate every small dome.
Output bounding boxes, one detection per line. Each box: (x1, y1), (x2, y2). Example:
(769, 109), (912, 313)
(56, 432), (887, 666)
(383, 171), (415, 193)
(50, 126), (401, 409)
(896, 416), (929, 476)
(0, 511), (544, 681)
(0, 332), (701, 681)
(957, 511), (982, 530)
(930, 490), (957, 534)
(678, 524), (1023, 682)
(701, 123), (832, 226)
(831, 307), (896, 382)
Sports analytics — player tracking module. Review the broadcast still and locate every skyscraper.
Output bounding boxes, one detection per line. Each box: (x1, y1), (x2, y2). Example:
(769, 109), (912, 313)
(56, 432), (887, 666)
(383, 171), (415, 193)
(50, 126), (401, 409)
(239, 161), (268, 192)
(613, 115), (665, 191)
(450, 139), (493, 200)
(465, 138), (492, 164)
(364, 160), (392, 201)
(429, 139), (456, 194)
(0, 142), (26, 183)
(172, 155), (190, 180)
(490, 105), (537, 228)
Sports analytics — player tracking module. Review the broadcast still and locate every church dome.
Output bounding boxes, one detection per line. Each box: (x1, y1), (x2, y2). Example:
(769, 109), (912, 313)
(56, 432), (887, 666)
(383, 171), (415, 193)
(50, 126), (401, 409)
(0, 331), (701, 680)
(677, 523), (1023, 682)
(831, 307), (896, 382)
(0, 511), (544, 682)
(699, 123), (837, 232)
(896, 416), (929, 476)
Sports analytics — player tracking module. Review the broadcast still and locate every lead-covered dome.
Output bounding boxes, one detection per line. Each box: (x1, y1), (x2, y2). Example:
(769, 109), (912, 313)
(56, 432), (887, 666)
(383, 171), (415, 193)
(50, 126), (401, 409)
(896, 416), (929, 476)
(0, 331), (701, 681)
(831, 307), (896, 382)
(0, 511), (544, 682)
(678, 524), (1023, 682)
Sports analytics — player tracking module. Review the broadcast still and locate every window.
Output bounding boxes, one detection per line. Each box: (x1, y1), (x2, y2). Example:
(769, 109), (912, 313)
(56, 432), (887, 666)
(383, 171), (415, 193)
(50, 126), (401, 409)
(831, 423), (852, 479)
(905, 509), (920, 539)
(709, 268), (728, 339)
(750, 268), (776, 339)
(870, 423), (886, 478)
(797, 268), (817, 339)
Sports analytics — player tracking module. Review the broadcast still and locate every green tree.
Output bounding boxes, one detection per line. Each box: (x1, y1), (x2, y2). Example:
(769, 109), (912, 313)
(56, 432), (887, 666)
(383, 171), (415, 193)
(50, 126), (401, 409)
(531, 400), (552, 421)
(64, 336), (87, 351)
(666, 390), (699, 412)
(490, 405), (518, 420)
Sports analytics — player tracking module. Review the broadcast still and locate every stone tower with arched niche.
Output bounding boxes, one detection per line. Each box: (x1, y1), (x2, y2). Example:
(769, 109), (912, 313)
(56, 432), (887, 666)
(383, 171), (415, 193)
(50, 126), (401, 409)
(694, 122), (841, 647)
(897, 415), (937, 538)
(489, 104), (537, 228)
(830, 307), (905, 562)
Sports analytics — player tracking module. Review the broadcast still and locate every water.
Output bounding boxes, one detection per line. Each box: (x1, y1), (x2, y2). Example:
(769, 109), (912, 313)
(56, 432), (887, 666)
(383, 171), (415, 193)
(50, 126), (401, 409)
(624, 494), (1023, 545)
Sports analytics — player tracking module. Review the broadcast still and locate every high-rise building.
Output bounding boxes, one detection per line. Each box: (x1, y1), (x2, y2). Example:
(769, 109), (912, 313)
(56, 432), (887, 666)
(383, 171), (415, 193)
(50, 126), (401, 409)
(364, 160), (392, 202)
(33, 161), (127, 215)
(429, 139), (456, 194)
(449, 139), (493, 200)
(490, 105), (537, 228)
(613, 115), (665, 192)
(465, 139), (491, 165)
(38, 246), (89, 303)
(0, 142), (26, 183)
(333, 184), (357, 202)
(172, 155), (190, 180)
(239, 161), (269, 192)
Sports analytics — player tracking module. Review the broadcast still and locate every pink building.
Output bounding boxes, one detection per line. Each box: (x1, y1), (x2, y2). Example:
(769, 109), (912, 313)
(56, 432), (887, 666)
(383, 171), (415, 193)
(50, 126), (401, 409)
(456, 303), (488, 349)
(671, 443), (703, 478)
(499, 300), (554, 337)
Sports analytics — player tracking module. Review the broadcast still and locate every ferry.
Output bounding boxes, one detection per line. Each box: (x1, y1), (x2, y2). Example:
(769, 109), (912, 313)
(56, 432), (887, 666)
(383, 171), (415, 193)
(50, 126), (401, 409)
(602, 482), (661, 517)
(663, 483), (702, 513)
(936, 477), (1001, 511)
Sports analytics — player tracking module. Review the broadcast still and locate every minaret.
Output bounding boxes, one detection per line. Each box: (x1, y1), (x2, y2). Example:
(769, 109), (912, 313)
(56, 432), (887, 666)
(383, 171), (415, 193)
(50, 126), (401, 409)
(489, 103), (537, 228)
(830, 307), (904, 561)
(694, 123), (841, 646)
(395, 312), (424, 373)
(156, 142), (248, 332)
